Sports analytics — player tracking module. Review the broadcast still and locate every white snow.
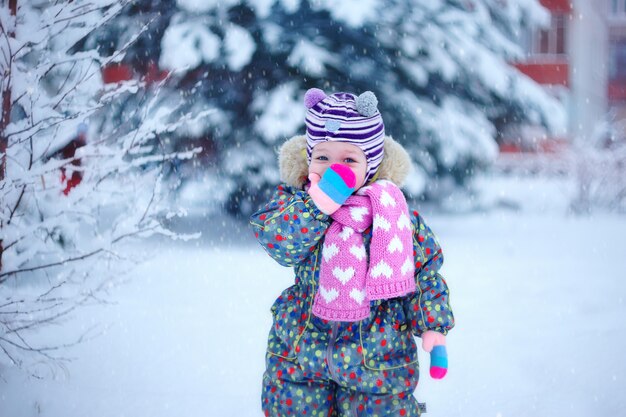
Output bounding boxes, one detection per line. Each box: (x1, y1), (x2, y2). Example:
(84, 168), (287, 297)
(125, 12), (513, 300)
(223, 24), (256, 71)
(250, 0), (300, 17)
(260, 22), (283, 51)
(249, 0), (274, 17)
(312, 0), (381, 28)
(437, 97), (499, 169)
(514, 74), (568, 135)
(403, 163), (428, 197)
(2, 175), (626, 416)
(398, 91), (498, 170)
(279, 0), (301, 13)
(159, 22), (220, 71)
(287, 39), (338, 77)
(399, 59), (429, 87)
(176, 0), (238, 13)
(252, 82), (305, 143)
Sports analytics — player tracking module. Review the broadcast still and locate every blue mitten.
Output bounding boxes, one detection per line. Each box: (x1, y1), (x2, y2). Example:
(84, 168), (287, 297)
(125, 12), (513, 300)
(308, 164), (356, 215)
(429, 345), (448, 379)
(422, 330), (448, 379)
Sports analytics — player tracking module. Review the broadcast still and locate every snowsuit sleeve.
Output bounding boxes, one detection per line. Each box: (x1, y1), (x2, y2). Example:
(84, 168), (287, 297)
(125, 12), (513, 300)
(403, 211), (455, 337)
(250, 184), (330, 267)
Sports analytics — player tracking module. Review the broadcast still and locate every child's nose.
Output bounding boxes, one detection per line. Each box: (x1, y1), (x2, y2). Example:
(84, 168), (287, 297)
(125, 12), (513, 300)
(322, 161), (347, 175)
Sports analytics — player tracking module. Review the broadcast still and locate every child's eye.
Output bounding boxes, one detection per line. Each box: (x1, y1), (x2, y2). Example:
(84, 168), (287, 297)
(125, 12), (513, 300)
(315, 156), (328, 161)
(344, 158), (356, 163)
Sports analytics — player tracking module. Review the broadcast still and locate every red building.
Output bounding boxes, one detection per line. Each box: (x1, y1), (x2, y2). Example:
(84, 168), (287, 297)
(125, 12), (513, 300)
(510, 0), (626, 152)
(608, 1), (626, 110)
(515, 0), (571, 88)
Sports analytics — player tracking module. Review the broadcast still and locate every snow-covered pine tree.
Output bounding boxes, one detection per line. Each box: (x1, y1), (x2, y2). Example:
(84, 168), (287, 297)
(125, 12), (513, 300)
(99, 0), (566, 217)
(0, 0), (203, 375)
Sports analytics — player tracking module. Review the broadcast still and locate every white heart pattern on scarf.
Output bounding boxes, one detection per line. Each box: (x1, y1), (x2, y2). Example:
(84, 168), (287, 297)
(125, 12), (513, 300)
(350, 244), (366, 261)
(323, 243), (339, 262)
(401, 257), (413, 276)
(312, 180), (416, 322)
(339, 227), (355, 241)
(380, 190), (396, 207)
(319, 285), (339, 303)
(333, 266), (355, 285)
(397, 213), (411, 231)
(349, 288), (366, 305)
(350, 206), (369, 222)
(387, 235), (403, 253)
(373, 214), (391, 232)
(371, 260), (393, 279)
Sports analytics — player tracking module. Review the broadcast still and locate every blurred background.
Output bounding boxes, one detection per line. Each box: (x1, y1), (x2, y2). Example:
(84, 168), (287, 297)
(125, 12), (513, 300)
(99, 0), (625, 217)
(1, 0), (625, 416)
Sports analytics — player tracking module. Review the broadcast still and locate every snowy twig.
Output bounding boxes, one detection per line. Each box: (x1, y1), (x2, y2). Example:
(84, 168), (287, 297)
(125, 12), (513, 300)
(0, 226), (158, 281)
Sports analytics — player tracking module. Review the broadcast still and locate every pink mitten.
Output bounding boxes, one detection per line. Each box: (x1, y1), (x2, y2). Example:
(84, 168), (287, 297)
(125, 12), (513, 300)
(422, 331), (448, 379)
(308, 164), (356, 215)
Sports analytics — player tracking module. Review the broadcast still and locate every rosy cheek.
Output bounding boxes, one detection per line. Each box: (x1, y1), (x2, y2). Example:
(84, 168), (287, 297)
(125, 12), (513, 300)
(308, 164), (323, 177)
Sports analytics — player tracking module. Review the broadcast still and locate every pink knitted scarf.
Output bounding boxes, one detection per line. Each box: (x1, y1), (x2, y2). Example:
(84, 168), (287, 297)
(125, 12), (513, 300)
(312, 180), (416, 322)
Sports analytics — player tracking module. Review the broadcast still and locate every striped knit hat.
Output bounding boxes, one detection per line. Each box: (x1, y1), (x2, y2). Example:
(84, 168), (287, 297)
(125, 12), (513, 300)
(304, 88), (385, 185)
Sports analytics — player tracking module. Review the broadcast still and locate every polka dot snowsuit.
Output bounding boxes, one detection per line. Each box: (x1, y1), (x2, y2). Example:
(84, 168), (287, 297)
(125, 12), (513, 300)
(250, 184), (454, 416)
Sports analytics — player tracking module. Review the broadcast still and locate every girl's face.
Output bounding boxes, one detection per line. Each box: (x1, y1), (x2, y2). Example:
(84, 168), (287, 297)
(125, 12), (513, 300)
(309, 141), (368, 189)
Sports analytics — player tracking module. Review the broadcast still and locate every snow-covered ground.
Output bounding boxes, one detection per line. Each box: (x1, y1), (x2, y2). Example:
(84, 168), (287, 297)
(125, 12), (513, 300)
(2, 174), (626, 417)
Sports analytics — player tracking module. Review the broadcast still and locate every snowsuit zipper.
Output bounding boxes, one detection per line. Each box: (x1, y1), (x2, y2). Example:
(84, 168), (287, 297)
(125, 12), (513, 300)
(326, 321), (340, 380)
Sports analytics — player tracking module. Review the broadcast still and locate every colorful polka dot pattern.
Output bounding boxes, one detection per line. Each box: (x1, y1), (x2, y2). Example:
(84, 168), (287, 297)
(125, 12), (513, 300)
(250, 185), (330, 268)
(250, 185), (455, 416)
(401, 213), (454, 337)
(263, 312), (422, 416)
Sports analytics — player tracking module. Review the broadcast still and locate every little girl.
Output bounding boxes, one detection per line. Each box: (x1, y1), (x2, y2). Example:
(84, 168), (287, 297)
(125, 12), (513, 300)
(250, 89), (454, 416)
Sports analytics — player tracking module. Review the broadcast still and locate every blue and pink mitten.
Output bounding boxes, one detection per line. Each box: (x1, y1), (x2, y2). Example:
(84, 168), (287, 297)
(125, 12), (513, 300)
(308, 164), (356, 215)
(429, 345), (448, 379)
(421, 330), (448, 379)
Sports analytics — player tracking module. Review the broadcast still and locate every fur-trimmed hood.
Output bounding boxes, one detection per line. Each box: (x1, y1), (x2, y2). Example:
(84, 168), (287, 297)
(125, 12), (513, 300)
(278, 135), (412, 189)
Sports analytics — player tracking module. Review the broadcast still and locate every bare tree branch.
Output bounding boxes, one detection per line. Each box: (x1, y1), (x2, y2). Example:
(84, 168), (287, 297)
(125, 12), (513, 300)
(0, 225), (158, 281)
(0, 0), (202, 374)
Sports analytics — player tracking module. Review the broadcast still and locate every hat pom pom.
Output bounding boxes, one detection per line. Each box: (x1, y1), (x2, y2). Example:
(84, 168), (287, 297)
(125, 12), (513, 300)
(356, 91), (379, 117)
(304, 88), (327, 109)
